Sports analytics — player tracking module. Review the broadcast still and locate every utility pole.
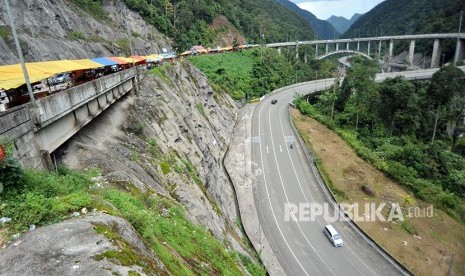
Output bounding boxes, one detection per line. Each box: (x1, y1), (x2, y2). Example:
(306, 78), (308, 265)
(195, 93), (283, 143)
(4, 0), (35, 103)
(454, 11), (463, 67)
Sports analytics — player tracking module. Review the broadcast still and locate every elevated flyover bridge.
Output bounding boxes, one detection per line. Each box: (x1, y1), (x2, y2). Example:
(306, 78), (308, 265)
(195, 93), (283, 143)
(266, 33), (465, 71)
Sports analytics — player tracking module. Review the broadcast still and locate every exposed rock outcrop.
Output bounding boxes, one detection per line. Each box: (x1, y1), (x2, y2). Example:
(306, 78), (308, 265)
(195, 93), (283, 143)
(0, 212), (167, 276)
(0, 0), (171, 64)
(53, 61), (249, 263)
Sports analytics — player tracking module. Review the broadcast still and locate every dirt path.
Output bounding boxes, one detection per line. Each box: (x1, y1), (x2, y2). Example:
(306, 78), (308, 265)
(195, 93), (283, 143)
(292, 108), (465, 276)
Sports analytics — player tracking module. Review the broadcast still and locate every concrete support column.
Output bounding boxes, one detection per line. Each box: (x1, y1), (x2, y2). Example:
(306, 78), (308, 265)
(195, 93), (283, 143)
(408, 40), (416, 65)
(296, 44), (299, 60)
(386, 39), (394, 72)
(325, 43), (329, 54)
(278, 48), (281, 55)
(315, 44), (318, 59)
(357, 41), (360, 52)
(346, 42), (349, 50)
(454, 38), (465, 65)
(304, 53), (307, 63)
(431, 39), (441, 68)
(336, 43), (339, 51)
(378, 40), (382, 60)
(367, 41), (371, 56)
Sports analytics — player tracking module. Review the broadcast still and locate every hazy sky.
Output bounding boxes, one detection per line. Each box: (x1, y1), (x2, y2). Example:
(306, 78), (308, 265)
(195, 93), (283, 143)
(290, 0), (385, 20)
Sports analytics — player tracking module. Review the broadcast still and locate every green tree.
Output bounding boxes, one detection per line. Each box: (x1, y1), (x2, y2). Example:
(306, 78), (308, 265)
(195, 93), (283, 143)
(428, 65), (465, 143)
(379, 76), (419, 135)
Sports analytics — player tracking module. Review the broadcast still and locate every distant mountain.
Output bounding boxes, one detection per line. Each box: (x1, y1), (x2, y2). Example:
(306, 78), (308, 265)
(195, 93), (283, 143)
(326, 13), (362, 34)
(345, 0), (465, 37)
(273, 0), (339, 39)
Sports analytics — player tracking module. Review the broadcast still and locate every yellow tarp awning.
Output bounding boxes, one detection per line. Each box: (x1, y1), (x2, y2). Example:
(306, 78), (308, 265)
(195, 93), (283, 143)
(0, 59), (104, 90)
(117, 57), (138, 64)
(69, 59), (104, 69)
(0, 64), (52, 90)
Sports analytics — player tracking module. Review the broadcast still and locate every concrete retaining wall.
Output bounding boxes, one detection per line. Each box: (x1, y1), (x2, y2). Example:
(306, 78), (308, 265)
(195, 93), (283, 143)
(0, 105), (45, 169)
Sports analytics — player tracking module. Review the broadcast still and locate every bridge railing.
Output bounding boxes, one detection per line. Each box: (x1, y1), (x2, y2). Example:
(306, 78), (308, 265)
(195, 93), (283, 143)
(35, 67), (137, 128)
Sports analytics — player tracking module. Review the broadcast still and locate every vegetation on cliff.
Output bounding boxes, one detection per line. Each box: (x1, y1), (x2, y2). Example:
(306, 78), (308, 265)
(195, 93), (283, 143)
(189, 48), (338, 100)
(295, 57), (465, 221)
(120, 0), (315, 49)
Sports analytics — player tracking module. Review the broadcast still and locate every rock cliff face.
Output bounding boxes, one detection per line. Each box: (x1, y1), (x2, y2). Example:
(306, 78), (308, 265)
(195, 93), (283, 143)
(0, 62), (251, 274)
(0, 0), (171, 64)
(54, 61), (248, 266)
(0, 213), (168, 275)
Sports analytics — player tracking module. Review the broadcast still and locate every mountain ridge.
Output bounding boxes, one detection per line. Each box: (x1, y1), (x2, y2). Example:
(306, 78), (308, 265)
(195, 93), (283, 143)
(326, 13), (362, 34)
(272, 0), (339, 39)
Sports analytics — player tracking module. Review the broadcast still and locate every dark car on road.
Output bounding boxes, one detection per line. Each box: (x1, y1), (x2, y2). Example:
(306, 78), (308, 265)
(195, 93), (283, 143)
(271, 99), (278, 104)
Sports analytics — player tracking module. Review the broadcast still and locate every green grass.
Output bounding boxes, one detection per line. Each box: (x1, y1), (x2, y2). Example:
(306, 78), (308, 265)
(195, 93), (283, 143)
(0, 27), (10, 39)
(102, 189), (242, 275)
(70, 31), (86, 41)
(160, 161), (171, 175)
(196, 103), (205, 116)
(1, 168), (95, 233)
(69, 0), (109, 21)
(188, 50), (256, 100)
(1, 162), (263, 274)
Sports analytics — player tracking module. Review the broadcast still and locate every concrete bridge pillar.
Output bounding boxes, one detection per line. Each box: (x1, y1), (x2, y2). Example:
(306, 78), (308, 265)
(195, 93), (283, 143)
(336, 43), (339, 51)
(325, 44), (329, 54)
(454, 38), (465, 65)
(346, 42), (349, 50)
(315, 44), (318, 59)
(378, 40), (382, 60)
(431, 39), (441, 68)
(408, 40), (416, 66)
(357, 41), (360, 52)
(304, 53), (307, 63)
(386, 39), (394, 72)
(367, 41), (371, 56)
(278, 48), (281, 55)
(296, 44), (299, 60)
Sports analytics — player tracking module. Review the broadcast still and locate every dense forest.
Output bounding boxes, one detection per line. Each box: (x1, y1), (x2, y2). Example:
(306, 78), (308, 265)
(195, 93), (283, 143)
(296, 57), (465, 221)
(188, 47), (338, 100)
(344, 0), (465, 60)
(346, 0), (465, 37)
(117, 0), (316, 50)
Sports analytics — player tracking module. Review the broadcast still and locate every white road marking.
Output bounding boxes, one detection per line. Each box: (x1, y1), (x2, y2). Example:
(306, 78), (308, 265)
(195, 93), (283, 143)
(267, 107), (335, 275)
(257, 100), (310, 276)
(278, 110), (376, 276)
(279, 144), (282, 153)
(266, 146), (269, 154)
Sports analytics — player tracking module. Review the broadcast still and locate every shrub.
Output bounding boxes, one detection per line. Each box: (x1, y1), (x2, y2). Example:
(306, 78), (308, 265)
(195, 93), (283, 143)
(361, 184), (375, 196)
(160, 162), (171, 175)
(0, 156), (24, 192)
(70, 31), (86, 40)
(196, 103), (205, 116)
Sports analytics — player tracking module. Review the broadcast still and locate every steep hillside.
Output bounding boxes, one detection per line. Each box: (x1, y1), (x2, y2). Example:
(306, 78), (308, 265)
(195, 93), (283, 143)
(0, 62), (264, 275)
(121, 0), (316, 50)
(0, 0), (171, 64)
(327, 13), (362, 34)
(272, 0), (338, 39)
(346, 0), (465, 37)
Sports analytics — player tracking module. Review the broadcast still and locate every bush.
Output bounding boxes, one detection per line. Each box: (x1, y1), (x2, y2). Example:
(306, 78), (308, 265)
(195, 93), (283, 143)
(361, 184), (375, 196)
(160, 162), (171, 175)
(70, 31), (86, 40)
(0, 157), (24, 192)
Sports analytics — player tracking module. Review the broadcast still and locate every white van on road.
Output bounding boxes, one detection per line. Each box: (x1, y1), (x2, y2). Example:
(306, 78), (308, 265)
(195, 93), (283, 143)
(324, 224), (344, 247)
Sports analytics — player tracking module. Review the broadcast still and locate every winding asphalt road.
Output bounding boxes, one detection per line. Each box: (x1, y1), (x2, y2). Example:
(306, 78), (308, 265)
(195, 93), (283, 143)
(250, 79), (404, 276)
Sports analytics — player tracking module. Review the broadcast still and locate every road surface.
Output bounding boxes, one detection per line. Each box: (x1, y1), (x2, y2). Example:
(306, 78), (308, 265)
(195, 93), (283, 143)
(250, 80), (405, 275)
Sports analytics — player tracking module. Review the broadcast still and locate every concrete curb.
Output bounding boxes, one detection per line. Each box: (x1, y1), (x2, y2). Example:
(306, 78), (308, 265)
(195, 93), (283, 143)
(224, 105), (285, 276)
(287, 104), (414, 276)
